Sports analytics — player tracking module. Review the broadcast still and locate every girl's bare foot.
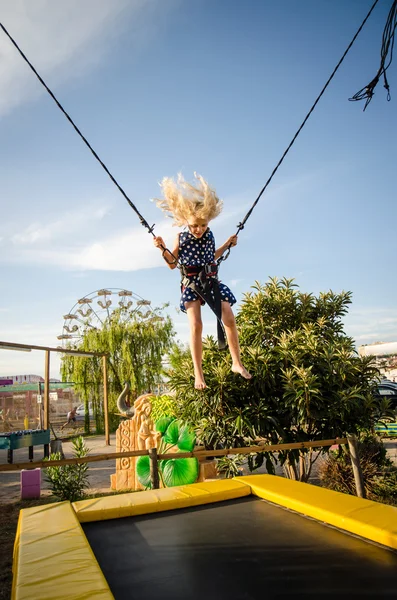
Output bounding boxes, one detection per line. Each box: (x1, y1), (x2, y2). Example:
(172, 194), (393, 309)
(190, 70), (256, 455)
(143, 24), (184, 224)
(231, 364), (252, 380)
(194, 374), (207, 390)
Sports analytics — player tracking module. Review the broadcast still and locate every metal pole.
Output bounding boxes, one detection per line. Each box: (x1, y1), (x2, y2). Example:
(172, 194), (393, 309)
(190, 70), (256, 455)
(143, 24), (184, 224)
(43, 351), (50, 431)
(347, 435), (366, 499)
(102, 355), (110, 446)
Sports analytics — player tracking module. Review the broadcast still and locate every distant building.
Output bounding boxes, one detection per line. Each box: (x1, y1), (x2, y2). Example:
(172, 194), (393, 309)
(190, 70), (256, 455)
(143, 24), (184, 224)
(0, 382), (80, 427)
(0, 374), (44, 385)
(358, 342), (397, 382)
(0, 374), (62, 386)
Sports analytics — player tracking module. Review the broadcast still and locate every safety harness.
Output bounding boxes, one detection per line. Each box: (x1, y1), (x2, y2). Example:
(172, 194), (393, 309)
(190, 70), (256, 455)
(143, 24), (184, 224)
(180, 263), (227, 350)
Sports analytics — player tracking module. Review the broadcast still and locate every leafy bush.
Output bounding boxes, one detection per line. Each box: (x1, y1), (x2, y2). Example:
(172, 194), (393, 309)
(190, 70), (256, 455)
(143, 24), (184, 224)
(167, 278), (384, 482)
(150, 394), (178, 423)
(44, 436), (90, 501)
(217, 455), (245, 478)
(319, 434), (397, 505)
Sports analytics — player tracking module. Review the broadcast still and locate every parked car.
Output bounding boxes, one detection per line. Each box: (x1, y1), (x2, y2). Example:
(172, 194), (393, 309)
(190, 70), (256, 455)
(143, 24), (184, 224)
(75, 403), (94, 420)
(374, 381), (397, 411)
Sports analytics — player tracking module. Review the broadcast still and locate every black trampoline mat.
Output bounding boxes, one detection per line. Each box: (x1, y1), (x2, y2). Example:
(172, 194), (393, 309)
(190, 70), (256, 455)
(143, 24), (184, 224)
(83, 497), (397, 599)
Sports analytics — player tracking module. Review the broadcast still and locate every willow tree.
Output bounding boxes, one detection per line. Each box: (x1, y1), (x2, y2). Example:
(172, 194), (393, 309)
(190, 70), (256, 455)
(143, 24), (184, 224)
(61, 306), (174, 432)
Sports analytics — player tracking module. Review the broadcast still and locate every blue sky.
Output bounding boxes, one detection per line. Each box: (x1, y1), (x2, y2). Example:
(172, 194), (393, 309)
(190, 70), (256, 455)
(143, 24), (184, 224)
(1, 0), (396, 378)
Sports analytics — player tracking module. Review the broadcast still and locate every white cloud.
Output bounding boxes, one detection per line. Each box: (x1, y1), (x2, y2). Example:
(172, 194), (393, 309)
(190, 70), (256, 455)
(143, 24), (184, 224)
(344, 307), (397, 347)
(353, 332), (393, 342)
(73, 219), (177, 271)
(0, 1), (122, 116)
(0, 323), (60, 344)
(74, 228), (166, 271)
(0, 353), (62, 379)
(0, 323), (62, 378)
(229, 279), (243, 288)
(0, 0), (176, 117)
(1, 207), (176, 272)
(11, 205), (110, 245)
(171, 317), (218, 345)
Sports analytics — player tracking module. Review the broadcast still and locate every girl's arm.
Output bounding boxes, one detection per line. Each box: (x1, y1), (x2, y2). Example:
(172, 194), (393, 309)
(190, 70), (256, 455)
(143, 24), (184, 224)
(154, 234), (179, 270)
(214, 234), (237, 260)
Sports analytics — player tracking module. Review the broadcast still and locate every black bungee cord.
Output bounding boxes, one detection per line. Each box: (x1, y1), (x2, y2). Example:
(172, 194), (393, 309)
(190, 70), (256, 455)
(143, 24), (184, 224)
(349, 0), (397, 110)
(0, 21), (178, 265)
(217, 0), (381, 266)
(0, 0), (382, 268)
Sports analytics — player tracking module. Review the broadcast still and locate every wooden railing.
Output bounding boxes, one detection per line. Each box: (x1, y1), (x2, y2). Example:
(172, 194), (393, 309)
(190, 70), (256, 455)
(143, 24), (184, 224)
(0, 436), (365, 498)
(0, 437), (347, 472)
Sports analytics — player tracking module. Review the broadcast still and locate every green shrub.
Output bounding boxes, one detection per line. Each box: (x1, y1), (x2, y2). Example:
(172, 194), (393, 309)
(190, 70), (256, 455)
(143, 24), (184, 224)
(44, 436), (90, 502)
(319, 434), (397, 505)
(369, 471), (397, 505)
(217, 455), (245, 478)
(167, 279), (383, 482)
(150, 394), (178, 423)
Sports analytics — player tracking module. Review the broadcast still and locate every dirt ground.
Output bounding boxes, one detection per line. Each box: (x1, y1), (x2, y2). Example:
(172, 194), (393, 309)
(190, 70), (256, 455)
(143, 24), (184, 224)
(0, 432), (119, 600)
(0, 431), (118, 503)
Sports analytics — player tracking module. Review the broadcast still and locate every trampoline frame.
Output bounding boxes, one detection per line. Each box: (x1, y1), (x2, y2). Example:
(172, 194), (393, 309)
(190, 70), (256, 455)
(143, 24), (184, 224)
(12, 474), (397, 600)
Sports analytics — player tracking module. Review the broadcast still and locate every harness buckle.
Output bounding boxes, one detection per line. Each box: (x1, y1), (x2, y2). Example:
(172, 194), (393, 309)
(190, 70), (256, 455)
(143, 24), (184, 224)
(204, 263), (218, 278)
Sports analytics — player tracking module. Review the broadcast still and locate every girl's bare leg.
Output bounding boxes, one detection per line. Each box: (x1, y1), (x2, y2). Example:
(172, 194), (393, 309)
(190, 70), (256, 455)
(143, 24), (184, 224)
(222, 302), (252, 379)
(185, 300), (206, 389)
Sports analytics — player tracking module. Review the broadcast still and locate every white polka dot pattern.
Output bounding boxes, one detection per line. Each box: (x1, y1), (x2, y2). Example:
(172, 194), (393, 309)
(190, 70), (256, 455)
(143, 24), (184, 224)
(179, 228), (236, 312)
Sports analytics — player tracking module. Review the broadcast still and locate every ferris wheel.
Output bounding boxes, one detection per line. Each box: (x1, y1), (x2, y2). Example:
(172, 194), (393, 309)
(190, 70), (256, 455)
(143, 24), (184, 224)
(57, 288), (162, 348)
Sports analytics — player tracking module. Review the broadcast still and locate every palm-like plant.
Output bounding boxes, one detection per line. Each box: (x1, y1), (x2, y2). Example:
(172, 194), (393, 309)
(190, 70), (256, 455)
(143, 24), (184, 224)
(167, 278), (384, 482)
(136, 418), (199, 488)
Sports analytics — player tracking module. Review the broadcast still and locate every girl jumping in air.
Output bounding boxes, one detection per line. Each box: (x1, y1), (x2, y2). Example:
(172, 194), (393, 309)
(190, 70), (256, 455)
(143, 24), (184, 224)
(153, 173), (251, 390)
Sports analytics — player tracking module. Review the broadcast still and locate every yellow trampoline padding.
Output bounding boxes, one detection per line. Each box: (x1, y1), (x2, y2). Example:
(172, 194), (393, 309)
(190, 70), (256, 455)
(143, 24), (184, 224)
(73, 479), (251, 523)
(235, 474), (397, 550)
(12, 501), (114, 600)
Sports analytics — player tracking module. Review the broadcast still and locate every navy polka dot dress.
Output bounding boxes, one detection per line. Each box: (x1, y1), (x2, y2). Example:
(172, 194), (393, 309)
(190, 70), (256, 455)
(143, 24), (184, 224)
(179, 228), (236, 312)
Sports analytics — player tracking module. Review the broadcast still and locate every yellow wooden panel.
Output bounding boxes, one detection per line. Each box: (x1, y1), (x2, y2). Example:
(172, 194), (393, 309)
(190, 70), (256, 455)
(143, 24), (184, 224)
(73, 479), (251, 523)
(236, 474), (397, 550)
(12, 502), (113, 600)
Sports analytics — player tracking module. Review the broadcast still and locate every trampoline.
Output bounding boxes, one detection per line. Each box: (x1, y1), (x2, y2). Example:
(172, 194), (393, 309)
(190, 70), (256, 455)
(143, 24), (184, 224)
(12, 475), (397, 600)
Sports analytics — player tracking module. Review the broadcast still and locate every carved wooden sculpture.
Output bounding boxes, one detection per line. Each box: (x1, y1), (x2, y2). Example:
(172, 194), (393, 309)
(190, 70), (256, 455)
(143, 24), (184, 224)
(110, 393), (157, 491)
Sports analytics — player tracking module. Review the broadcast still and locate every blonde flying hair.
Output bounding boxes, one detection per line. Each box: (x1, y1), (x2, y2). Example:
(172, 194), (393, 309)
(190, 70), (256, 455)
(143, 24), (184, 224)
(155, 173), (223, 226)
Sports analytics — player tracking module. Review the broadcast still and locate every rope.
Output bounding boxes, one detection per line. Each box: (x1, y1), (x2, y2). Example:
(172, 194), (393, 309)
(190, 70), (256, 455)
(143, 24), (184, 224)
(216, 0), (380, 266)
(1, 1), (380, 268)
(349, 0), (397, 110)
(0, 21), (178, 266)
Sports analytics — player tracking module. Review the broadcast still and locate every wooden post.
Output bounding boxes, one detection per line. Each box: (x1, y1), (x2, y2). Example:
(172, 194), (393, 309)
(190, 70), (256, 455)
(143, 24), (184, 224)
(149, 447), (160, 489)
(102, 355), (110, 446)
(43, 350), (50, 431)
(347, 435), (366, 499)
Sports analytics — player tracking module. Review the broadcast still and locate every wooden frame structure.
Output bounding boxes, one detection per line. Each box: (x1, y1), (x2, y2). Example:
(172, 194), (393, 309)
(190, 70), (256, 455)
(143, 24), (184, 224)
(0, 340), (110, 445)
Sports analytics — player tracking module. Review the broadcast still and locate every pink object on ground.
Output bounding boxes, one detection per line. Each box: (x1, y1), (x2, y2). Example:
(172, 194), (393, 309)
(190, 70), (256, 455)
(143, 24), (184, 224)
(20, 468), (41, 499)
